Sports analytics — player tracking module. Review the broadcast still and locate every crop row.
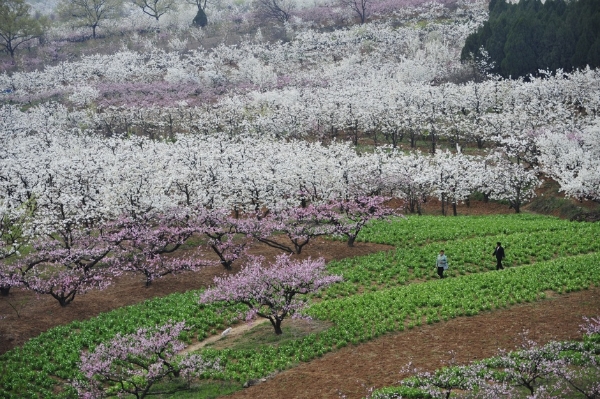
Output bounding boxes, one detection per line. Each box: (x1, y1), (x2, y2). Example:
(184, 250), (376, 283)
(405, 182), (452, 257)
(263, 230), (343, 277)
(0, 291), (247, 399)
(2, 253), (599, 397)
(358, 214), (572, 247)
(325, 221), (600, 297)
(197, 253), (600, 382)
(1, 215), (599, 397)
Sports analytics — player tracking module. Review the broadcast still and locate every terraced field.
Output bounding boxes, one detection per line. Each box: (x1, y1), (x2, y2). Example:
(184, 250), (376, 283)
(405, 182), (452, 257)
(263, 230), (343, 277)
(1, 214), (599, 398)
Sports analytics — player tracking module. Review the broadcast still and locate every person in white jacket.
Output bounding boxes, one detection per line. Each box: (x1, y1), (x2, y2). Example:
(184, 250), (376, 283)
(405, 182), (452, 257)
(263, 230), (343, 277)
(436, 250), (448, 279)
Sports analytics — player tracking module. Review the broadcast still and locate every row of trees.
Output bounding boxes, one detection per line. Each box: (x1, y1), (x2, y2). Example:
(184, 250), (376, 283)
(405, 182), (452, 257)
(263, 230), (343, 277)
(0, 197), (392, 306)
(1, 21), (477, 100)
(0, 0), (458, 59)
(0, 129), (543, 233)
(0, 125), (545, 308)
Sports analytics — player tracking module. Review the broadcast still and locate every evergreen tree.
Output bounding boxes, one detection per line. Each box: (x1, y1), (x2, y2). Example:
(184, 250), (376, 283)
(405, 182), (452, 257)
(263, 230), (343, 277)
(501, 16), (538, 77)
(461, 0), (600, 79)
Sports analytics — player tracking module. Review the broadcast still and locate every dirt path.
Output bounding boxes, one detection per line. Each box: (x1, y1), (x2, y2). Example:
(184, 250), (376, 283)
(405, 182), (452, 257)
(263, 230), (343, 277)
(182, 318), (271, 353)
(224, 287), (600, 399)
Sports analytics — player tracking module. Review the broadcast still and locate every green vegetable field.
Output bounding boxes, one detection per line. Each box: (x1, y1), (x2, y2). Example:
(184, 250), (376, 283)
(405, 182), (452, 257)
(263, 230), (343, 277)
(1, 214), (599, 398)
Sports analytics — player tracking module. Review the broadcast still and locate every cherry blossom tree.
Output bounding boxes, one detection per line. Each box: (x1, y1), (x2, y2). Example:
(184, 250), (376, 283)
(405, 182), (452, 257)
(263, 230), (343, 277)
(536, 125), (600, 202)
(15, 220), (125, 306)
(486, 153), (542, 214)
(397, 319), (600, 399)
(73, 321), (217, 399)
(401, 353), (486, 399)
(430, 151), (480, 216)
(113, 210), (207, 287)
(254, 204), (339, 254)
(492, 333), (569, 397)
(333, 196), (398, 247)
(199, 254), (342, 335)
(0, 201), (31, 296)
(192, 207), (255, 270)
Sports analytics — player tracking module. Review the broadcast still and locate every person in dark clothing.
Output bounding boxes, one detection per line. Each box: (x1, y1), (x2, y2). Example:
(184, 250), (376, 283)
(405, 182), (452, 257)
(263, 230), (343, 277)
(493, 242), (505, 270)
(436, 250), (448, 278)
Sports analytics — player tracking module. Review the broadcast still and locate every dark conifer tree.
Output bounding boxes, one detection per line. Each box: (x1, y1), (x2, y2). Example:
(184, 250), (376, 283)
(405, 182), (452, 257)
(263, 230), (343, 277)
(461, 0), (600, 79)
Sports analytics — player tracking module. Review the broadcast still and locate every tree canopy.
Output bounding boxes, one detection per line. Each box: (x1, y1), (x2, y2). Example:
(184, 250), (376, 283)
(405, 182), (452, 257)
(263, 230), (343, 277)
(461, 0), (600, 78)
(57, 0), (124, 39)
(0, 0), (46, 58)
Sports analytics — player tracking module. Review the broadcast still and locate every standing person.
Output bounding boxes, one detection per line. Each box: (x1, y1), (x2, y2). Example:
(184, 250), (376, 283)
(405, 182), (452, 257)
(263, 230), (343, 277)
(436, 250), (448, 279)
(493, 242), (505, 270)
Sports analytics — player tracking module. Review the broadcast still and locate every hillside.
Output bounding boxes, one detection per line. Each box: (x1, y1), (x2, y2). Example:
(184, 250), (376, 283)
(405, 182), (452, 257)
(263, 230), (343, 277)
(1, 0), (599, 398)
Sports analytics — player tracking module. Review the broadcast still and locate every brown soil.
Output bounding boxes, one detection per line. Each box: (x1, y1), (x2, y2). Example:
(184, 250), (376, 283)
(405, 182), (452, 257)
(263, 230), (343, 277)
(1, 200), (598, 399)
(0, 237), (393, 355)
(227, 288), (600, 399)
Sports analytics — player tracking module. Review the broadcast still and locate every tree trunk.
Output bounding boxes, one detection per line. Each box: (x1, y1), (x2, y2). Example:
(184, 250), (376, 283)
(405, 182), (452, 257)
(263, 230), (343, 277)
(292, 237), (309, 254)
(514, 187), (521, 213)
(270, 318), (283, 335)
(409, 198), (416, 213)
(55, 293), (75, 307)
(514, 202), (520, 213)
(347, 235), (356, 247)
(211, 244), (233, 270)
(441, 193), (446, 216)
(0, 285), (10, 296)
(193, 8), (208, 27)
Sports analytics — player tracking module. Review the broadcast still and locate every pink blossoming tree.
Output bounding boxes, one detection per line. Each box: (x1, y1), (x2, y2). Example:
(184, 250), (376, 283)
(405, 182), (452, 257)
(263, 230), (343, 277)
(333, 196), (398, 247)
(199, 254), (342, 335)
(254, 204), (339, 254)
(114, 211), (207, 287)
(16, 221), (126, 306)
(73, 321), (218, 399)
(193, 207), (255, 270)
(398, 317), (600, 399)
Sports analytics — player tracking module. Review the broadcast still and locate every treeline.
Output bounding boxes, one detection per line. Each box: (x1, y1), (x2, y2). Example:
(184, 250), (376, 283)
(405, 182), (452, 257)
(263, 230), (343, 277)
(461, 0), (600, 78)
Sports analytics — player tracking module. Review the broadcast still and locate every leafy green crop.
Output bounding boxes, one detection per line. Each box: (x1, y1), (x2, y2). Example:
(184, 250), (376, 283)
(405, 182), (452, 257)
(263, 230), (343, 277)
(0, 291), (247, 399)
(326, 219), (600, 296)
(358, 214), (570, 247)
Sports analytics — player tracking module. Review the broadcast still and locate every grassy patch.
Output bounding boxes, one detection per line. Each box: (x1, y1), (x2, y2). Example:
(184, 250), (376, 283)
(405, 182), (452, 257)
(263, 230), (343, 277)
(204, 319), (333, 351)
(527, 195), (585, 219)
(149, 379), (243, 399)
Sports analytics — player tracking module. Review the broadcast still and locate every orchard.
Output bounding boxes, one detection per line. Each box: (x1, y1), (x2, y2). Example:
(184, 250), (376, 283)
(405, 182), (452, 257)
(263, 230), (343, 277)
(1, 0), (600, 397)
